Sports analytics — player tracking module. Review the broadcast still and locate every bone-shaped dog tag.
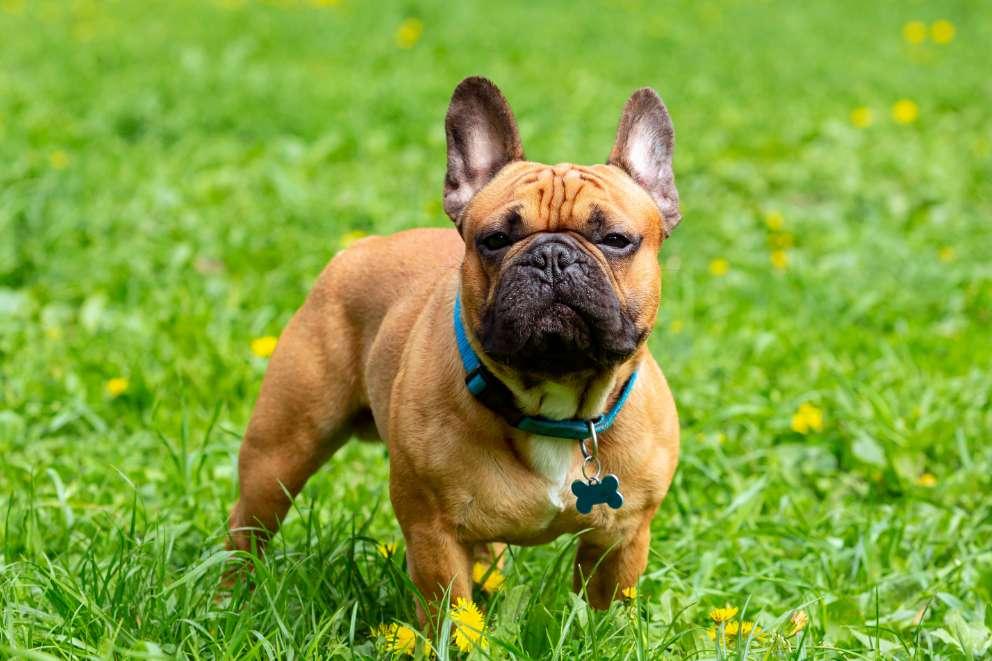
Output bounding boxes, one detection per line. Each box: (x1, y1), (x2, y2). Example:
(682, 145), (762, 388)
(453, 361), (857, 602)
(571, 474), (624, 514)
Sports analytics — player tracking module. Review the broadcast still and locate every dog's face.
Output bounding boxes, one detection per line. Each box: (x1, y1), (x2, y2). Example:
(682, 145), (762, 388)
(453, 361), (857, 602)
(445, 78), (680, 381)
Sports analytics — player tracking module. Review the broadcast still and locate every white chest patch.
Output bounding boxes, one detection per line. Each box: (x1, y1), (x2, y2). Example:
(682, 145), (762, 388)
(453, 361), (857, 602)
(520, 435), (575, 510)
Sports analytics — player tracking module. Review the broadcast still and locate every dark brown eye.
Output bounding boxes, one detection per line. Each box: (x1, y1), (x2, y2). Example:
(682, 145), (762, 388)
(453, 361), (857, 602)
(481, 232), (512, 251)
(601, 233), (633, 250)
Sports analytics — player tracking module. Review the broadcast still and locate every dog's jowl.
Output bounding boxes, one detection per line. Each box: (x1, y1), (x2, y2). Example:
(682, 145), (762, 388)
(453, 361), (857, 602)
(228, 77), (681, 618)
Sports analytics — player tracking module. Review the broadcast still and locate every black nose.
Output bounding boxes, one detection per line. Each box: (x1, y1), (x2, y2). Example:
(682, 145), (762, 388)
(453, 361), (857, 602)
(526, 238), (579, 279)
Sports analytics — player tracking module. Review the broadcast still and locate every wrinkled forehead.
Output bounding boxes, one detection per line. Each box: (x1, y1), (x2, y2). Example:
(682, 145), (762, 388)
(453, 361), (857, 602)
(463, 161), (662, 234)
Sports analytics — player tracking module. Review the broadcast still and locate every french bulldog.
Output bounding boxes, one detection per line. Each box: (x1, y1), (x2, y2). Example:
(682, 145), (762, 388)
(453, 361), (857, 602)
(228, 76), (681, 617)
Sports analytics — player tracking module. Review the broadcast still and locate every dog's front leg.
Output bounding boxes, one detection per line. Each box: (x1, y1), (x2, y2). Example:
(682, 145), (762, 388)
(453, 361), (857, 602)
(402, 519), (474, 627)
(573, 517), (652, 609)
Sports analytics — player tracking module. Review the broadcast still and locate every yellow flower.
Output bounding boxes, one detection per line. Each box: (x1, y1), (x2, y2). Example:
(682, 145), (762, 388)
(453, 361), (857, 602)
(850, 106), (873, 128)
(770, 250), (789, 271)
(709, 606), (739, 623)
(708, 258), (729, 277)
(737, 621), (761, 638)
(472, 562), (505, 593)
(669, 319), (684, 334)
(451, 597), (488, 653)
(394, 18), (423, 49)
(902, 20), (927, 45)
(49, 150), (71, 170)
(789, 610), (809, 636)
(377, 542), (398, 558)
(105, 377), (129, 397)
(621, 586), (638, 600)
(931, 19), (955, 44)
(764, 210), (784, 231)
(251, 335), (278, 358)
(790, 402), (824, 434)
(376, 623), (417, 656)
(917, 472), (937, 487)
(938, 246), (955, 263)
(892, 99), (919, 125)
(340, 229), (368, 249)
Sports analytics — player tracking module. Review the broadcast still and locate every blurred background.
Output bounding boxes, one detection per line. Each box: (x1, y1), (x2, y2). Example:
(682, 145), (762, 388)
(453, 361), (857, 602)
(1, 0), (990, 657)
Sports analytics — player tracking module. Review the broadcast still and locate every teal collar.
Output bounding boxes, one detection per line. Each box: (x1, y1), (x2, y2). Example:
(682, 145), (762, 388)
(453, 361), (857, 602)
(453, 293), (638, 440)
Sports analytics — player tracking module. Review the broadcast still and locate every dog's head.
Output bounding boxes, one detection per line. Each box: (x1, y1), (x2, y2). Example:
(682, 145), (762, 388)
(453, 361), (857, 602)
(446, 77), (679, 393)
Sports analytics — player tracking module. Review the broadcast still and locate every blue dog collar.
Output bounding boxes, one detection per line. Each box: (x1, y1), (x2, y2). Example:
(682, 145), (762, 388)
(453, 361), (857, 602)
(453, 292), (638, 440)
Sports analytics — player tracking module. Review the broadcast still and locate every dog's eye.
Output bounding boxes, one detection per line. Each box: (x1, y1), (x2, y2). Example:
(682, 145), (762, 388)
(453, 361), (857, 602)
(601, 233), (633, 250)
(481, 232), (512, 251)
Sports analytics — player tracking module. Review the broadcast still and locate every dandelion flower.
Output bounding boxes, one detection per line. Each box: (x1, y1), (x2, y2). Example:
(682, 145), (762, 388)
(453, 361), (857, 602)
(451, 597), (488, 653)
(472, 562), (505, 594)
(621, 586), (638, 600)
(251, 336), (278, 358)
(394, 18), (423, 49)
(891, 99), (919, 125)
(902, 20), (927, 45)
(770, 250), (789, 271)
(737, 621), (761, 638)
(709, 606), (739, 623)
(931, 19), (955, 44)
(377, 542), (398, 558)
(789, 610), (809, 635)
(708, 258), (729, 277)
(938, 246), (955, 263)
(376, 623), (417, 656)
(850, 106), (873, 128)
(917, 472), (937, 487)
(764, 210), (784, 231)
(790, 402), (824, 434)
(340, 229), (368, 249)
(49, 150), (70, 170)
(105, 377), (129, 397)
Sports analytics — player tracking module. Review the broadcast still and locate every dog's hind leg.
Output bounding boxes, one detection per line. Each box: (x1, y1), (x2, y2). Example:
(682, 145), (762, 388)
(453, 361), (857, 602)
(228, 303), (363, 553)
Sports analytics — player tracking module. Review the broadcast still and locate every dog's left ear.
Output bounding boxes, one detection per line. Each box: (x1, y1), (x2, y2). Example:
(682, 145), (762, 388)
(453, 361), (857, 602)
(608, 88), (681, 236)
(444, 77), (525, 225)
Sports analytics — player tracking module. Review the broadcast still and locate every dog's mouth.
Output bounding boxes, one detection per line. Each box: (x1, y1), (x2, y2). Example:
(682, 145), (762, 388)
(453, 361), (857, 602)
(479, 285), (639, 378)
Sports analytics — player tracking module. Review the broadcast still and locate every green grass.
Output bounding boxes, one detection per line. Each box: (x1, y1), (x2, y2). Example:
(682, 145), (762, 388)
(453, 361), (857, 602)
(2, 0), (991, 658)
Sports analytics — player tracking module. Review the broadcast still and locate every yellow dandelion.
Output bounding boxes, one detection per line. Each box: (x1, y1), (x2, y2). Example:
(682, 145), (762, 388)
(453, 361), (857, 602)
(709, 606), (739, 623)
(770, 250), (789, 271)
(340, 229), (368, 249)
(377, 542), (398, 558)
(621, 586), (638, 600)
(937, 246), (955, 263)
(669, 319), (684, 334)
(472, 562), (505, 594)
(850, 106), (873, 129)
(724, 620), (740, 636)
(917, 472), (937, 487)
(250, 335), (278, 358)
(892, 99), (919, 125)
(931, 19), (955, 45)
(49, 150), (71, 170)
(737, 621), (762, 638)
(376, 623), (417, 656)
(708, 258), (729, 277)
(789, 610), (809, 636)
(764, 210), (784, 231)
(902, 20), (927, 45)
(105, 377), (129, 398)
(790, 402), (824, 434)
(451, 597), (488, 653)
(394, 18), (423, 49)
(2, 0), (26, 16)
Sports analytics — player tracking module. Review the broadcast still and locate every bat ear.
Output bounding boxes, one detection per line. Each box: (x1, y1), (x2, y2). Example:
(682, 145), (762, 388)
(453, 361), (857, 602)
(443, 77), (525, 226)
(608, 88), (681, 236)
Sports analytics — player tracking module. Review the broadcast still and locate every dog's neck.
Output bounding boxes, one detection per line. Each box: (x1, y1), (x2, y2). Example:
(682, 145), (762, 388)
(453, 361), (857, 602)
(481, 355), (639, 421)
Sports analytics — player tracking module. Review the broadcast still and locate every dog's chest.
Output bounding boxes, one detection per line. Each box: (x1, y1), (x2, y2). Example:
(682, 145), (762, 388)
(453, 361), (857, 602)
(518, 435), (577, 510)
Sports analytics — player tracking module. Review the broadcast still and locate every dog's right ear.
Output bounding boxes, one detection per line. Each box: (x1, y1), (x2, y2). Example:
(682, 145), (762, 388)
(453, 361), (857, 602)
(443, 77), (525, 225)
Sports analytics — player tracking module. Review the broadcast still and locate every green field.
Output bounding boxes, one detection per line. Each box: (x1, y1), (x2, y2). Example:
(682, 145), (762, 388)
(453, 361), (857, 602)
(2, 0), (991, 658)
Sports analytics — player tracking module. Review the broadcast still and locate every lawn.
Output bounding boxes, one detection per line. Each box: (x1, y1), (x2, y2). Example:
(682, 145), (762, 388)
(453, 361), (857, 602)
(1, 0), (991, 658)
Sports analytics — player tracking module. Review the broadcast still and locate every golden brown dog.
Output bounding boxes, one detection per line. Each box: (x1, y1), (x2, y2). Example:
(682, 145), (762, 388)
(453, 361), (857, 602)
(228, 77), (681, 616)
